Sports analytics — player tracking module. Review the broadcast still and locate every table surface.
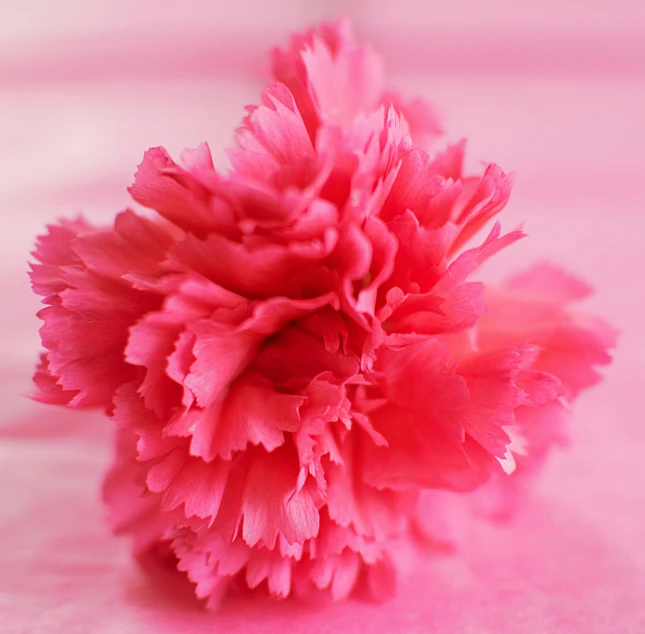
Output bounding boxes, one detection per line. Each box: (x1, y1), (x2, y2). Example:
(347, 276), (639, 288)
(1, 2), (644, 632)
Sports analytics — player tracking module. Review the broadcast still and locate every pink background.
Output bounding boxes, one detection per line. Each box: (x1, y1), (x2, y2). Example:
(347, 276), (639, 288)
(1, 1), (644, 631)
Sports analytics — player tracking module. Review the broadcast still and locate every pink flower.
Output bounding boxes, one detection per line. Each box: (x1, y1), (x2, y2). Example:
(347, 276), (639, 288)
(30, 19), (615, 607)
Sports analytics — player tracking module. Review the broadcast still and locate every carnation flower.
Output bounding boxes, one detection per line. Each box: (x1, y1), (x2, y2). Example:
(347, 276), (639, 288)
(30, 19), (615, 607)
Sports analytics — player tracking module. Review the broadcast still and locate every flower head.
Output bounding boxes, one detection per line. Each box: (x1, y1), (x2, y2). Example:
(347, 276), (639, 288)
(30, 19), (615, 606)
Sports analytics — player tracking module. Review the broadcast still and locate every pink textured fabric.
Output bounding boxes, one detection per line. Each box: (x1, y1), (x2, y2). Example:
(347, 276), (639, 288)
(27, 19), (616, 608)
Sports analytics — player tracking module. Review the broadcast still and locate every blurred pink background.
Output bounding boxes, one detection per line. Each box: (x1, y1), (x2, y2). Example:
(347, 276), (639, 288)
(1, 1), (644, 632)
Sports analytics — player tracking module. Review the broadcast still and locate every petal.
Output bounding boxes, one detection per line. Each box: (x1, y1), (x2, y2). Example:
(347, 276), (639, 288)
(457, 345), (537, 457)
(129, 146), (225, 236)
(229, 83), (316, 190)
(187, 375), (304, 461)
(147, 449), (231, 520)
(240, 444), (319, 549)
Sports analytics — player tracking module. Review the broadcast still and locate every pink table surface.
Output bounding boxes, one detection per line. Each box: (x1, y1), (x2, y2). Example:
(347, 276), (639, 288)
(1, 2), (644, 632)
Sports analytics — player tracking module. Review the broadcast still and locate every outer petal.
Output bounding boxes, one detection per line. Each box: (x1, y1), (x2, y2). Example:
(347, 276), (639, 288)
(184, 375), (304, 461)
(102, 427), (169, 553)
(271, 18), (383, 140)
(147, 449), (231, 520)
(457, 344), (536, 458)
(480, 264), (617, 398)
(326, 431), (416, 540)
(29, 216), (96, 299)
(129, 146), (231, 236)
(301, 33), (384, 130)
(228, 83), (316, 191)
(239, 444), (320, 549)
